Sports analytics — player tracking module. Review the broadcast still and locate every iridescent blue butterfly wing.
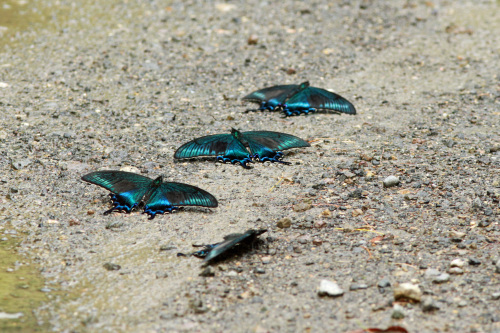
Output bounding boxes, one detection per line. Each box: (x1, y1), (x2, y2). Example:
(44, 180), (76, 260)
(174, 134), (233, 158)
(174, 134), (252, 168)
(203, 229), (267, 263)
(81, 171), (152, 214)
(242, 131), (310, 164)
(144, 182), (218, 219)
(282, 86), (356, 116)
(243, 82), (309, 111)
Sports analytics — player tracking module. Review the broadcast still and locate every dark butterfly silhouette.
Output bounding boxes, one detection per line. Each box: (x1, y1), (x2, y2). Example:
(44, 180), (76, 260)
(177, 229), (267, 263)
(243, 81), (356, 116)
(81, 170), (218, 219)
(174, 128), (310, 169)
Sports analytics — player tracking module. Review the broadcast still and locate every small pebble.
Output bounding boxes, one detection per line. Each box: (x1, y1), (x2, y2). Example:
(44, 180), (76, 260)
(450, 259), (465, 268)
(314, 220), (326, 228)
(350, 283), (369, 291)
(199, 267), (215, 277)
(424, 268), (441, 278)
(156, 271), (169, 279)
(391, 304), (405, 319)
(378, 278), (391, 288)
(468, 258), (481, 266)
(318, 280), (344, 297)
(394, 283), (422, 302)
(449, 267), (464, 274)
(422, 297), (440, 312)
(433, 273), (450, 284)
(491, 292), (500, 300)
(255, 267), (265, 274)
(277, 217), (292, 228)
(103, 263), (121, 271)
(293, 202), (312, 212)
(383, 175), (400, 188)
(261, 256), (272, 264)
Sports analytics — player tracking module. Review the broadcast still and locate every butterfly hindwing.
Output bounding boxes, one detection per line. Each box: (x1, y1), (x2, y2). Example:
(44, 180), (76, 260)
(283, 86), (356, 116)
(203, 229), (267, 263)
(81, 171), (152, 214)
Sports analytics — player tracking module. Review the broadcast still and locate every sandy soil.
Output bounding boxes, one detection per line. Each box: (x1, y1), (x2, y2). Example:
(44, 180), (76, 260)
(1, 0), (499, 332)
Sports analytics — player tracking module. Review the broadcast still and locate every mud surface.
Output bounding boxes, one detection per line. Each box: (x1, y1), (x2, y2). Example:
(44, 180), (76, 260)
(1, 1), (499, 332)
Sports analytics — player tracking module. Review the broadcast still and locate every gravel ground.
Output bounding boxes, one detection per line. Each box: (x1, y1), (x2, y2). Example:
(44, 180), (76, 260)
(1, 0), (499, 332)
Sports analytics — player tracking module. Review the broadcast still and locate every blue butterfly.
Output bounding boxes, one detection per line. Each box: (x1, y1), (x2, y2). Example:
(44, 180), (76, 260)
(174, 128), (310, 168)
(177, 229), (267, 263)
(81, 171), (218, 219)
(243, 81), (356, 116)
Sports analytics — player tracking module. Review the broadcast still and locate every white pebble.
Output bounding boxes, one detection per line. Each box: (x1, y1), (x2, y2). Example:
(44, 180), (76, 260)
(318, 280), (344, 297)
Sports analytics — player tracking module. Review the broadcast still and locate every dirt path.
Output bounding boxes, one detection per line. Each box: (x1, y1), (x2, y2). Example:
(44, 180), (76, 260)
(1, 1), (499, 332)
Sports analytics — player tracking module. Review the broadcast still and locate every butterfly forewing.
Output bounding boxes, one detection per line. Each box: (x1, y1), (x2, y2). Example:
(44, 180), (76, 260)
(243, 131), (311, 152)
(82, 171), (152, 208)
(174, 134), (235, 159)
(243, 84), (299, 103)
(243, 83), (309, 109)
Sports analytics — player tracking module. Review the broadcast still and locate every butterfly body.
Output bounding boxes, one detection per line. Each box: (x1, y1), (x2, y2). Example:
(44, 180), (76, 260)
(243, 81), (356, 116)
(82, 171), (218, 219)
(174, 129), (310, 168)
(178, 229), (267, 263)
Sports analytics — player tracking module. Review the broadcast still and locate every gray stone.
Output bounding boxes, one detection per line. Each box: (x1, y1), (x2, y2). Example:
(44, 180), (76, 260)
(433, 273), (450, 283)
(349, 283), (369, 291)
(318, 280), (344, 297)
(255, 267), (265, 274)
(11, 159), (32, 170)
(491, 292), (500, 300)
(449, 267), (464, 274)
(422, 297), (440, 312)
(377, 278), (391, 288)
(424, 268), (441, 278)
(391, 304), (405, 319)
(383, 175), (400, 188)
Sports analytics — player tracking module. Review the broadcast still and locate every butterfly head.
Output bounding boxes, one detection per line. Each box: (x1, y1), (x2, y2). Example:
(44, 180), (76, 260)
(299, 81), (310, 89)
(152, 175), (163, 187)
(230, 128), (243, 139)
